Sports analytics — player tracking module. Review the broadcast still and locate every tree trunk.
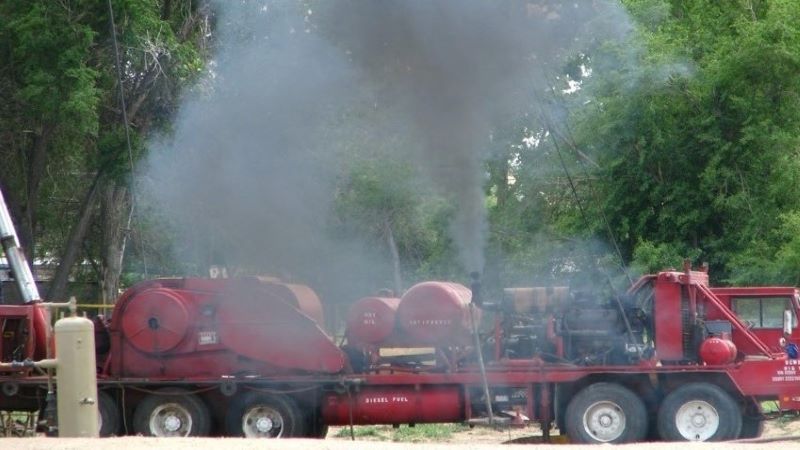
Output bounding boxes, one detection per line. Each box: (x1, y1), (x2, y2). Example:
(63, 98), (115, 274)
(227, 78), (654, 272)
(46, 173), (102, 302)
(21, 123), (54, 261)
(384, 218), (403, 295)
(101, 184), (129, 303)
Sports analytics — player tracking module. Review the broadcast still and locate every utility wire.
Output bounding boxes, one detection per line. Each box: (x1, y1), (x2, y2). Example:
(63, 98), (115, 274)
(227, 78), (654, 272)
(536, 80), (632, 287)
(107, 0), (148, 278)
(549, 131), (640, 350)
(549, 122), (632, 286)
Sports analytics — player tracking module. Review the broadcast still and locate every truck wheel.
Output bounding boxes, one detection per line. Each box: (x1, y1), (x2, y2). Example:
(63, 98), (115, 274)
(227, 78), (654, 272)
(565, 382), (647, 443)
(98, 390), (121, 437)
(226, 392), (305, 438)
(132, 388), (210, 437)
(657, 383), (741, 441)
(305, 412), (328, 438)
(739, 416), (764, 439)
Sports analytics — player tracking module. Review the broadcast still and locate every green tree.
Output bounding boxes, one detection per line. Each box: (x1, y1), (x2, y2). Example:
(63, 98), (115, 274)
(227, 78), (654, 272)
(572, 0), (800, 284)
(0, 0), (209, 302)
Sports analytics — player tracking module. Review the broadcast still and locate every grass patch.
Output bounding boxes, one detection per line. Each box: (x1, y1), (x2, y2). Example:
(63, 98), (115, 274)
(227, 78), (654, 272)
(391, 423), (469, 442)
(333, 423), (471, 442)
(334, 425), (390, 440)
(762, 401), (780, 413)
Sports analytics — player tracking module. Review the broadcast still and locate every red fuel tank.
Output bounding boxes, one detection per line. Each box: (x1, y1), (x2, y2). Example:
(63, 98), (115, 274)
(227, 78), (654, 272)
(396, 281), (476, 346)
(322, 385), (463, 425)
(699, 337), (737, 365)
(346, 296), (400, 345)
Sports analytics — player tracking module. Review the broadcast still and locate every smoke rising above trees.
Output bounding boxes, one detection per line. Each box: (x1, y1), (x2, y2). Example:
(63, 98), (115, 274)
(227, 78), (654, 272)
(5, 0), (800, 305)
(143, 0), (635, 298)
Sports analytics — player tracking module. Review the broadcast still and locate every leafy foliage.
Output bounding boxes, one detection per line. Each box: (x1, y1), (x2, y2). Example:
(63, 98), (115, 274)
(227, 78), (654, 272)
(568, 0), (800, 285)
(5, 0), (800, 304)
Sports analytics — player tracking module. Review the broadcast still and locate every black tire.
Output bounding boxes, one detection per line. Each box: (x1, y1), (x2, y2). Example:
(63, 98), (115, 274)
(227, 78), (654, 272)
(98, 390), (121, 437)
(132, 388), (211, 437)
(307, 414), (328, 438)
(657, 383), (742, 441)
(225, 392), (305, 438)
(739, 415), (764, 439)
(564, 382), (648, 444)
(303, 407), (328, 438)
(645, 412), (661, 441)
(308, 423), (329, 439)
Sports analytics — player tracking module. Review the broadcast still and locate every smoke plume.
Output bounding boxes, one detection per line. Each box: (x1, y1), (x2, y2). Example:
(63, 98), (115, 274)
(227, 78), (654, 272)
(316, 1), (632, 272)
(142, 1), (635, 298)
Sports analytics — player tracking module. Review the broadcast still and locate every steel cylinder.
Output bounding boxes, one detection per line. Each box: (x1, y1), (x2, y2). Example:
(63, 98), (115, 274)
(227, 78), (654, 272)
(54, 316), (99, 437)
(396, 282), (475, 346)
(699, 337), (737, 365)
(322, 385), (463, 425)
(346, 296), (400, 345)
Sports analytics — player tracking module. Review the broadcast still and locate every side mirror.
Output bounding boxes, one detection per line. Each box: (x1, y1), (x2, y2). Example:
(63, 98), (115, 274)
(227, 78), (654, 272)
(784, 310), (793, 336)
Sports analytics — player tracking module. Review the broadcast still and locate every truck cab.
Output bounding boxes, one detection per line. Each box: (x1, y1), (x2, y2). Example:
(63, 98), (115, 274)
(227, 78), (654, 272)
(710, 287), (799, 355)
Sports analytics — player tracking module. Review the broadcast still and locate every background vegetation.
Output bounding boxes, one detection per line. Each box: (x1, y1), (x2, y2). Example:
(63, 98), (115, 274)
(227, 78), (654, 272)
(2, 0), (800, 305)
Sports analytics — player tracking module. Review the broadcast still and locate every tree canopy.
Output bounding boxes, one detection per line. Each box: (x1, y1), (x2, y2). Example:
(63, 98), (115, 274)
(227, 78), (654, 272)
(2, 0), (800, 306)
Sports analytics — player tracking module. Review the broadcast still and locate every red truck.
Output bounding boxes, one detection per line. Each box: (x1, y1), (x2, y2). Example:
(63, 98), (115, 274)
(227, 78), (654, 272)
(0, 262), (799, 443)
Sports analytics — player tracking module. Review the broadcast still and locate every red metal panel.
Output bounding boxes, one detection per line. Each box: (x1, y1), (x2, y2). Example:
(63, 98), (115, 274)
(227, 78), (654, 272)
(0, 305), (36, 369)
(31, 304), (50, 361)
(254, 278), (326, 326)
(108, 277), (345, 377)
(726, 357), (800, 400)
(654, 278), (684, 361)
(216, 285), (345, 373)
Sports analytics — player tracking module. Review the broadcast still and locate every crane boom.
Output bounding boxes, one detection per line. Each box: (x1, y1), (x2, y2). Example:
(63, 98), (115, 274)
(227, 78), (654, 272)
(0, 188), (41, 303)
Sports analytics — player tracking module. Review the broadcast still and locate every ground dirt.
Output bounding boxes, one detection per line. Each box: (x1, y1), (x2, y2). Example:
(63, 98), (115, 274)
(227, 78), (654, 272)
(5, 418), (800, 450)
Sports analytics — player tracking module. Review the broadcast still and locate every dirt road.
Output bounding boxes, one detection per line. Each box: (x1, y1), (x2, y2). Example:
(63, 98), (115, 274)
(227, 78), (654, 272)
(4, 418), (800, 449)
(4, 436), (800, 450)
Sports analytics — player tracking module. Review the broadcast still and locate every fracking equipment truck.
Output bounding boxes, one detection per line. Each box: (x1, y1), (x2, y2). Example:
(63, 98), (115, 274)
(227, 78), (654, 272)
(2, 191), (800, 442)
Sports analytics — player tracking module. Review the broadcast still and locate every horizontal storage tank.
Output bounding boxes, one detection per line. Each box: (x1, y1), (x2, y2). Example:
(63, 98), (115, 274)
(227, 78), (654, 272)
(322, 385), (463, 425)
(346, 296), (400, 346)
(699, 337), (737, 365)
(396, 281), (476, 346)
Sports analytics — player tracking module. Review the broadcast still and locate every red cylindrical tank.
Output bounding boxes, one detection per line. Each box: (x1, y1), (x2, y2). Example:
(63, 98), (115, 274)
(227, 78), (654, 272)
(699, 337), (737, 365)
(346, 296), (400, 345)
(322, 385), (463, 425)
(396, 282), (476, 346)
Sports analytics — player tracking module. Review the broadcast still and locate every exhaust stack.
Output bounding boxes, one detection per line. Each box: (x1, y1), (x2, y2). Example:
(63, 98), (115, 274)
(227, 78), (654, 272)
(0, 188), (41, 303)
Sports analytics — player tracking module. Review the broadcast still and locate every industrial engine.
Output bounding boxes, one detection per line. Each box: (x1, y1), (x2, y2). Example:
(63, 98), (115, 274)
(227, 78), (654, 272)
(343, 280), (656, 371)
(494, 286), (652, 365)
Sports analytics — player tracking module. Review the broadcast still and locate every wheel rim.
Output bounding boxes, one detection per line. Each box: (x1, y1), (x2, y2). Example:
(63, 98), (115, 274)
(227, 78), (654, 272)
(674, 400), (719, 441)
(149, 402), (193, 436)
(582, 400), (626, 442)
(242, 405), (285, 438)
